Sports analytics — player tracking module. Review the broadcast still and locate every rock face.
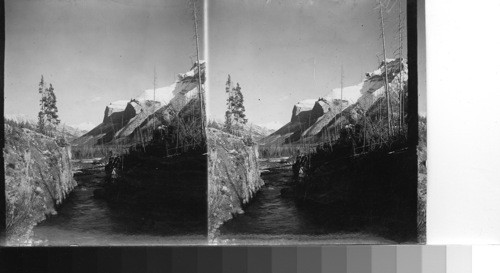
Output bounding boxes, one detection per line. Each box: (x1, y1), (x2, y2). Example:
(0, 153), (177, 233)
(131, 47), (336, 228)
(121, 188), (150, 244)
(260, 59), (408, 146)
(291, 99), (316, 122)
(73, 61), (206, 147)
(207, 128), (264, 238)
(301, 99), (347, 141)
(4, 124), (77, 245)
(103, 100), (129, 122)
(417, 117), (427, 243)
(296, 147), (418, 242)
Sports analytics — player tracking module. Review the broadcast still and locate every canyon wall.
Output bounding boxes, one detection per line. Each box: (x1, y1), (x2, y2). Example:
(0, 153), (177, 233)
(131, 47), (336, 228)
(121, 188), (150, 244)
(4, 124), (76, 245)
(207, 128), (264, 239)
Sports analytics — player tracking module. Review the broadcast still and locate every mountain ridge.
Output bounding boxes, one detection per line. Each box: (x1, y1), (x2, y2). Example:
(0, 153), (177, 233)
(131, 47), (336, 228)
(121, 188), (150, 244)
(260, 58), (408, 146)
(73, 61), (206, 147)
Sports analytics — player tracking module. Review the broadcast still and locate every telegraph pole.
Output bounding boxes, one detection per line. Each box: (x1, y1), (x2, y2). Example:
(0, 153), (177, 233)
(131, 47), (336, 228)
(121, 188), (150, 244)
(153, 65), (156, 130)
(192, 0), (205, 137)
(378, 0), (393, 137)
(398, 0), (404, 133)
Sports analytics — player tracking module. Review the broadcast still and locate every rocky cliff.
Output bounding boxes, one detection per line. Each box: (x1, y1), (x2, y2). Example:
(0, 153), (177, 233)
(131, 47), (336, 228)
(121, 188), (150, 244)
(260, 59), (407, 146)
(207, 128), (264, 239)
(73, 61), (205, 147)
(4, 124), (77, 245)
(417, 116), (427, 243)
(294, 146), (418, 242)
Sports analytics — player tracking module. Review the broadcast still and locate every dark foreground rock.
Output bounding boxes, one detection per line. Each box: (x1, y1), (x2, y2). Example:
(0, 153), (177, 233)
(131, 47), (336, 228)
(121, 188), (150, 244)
(296, 147), (419, 243)
(208, 128), (264, 239)
(104, 152), (207, 209)
(4, 125), (76, 245)
(97, 134), (208, 237)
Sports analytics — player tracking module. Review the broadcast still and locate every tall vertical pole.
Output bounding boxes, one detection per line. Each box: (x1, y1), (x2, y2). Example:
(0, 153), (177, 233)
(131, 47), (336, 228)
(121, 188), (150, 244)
(340, 64), (344, 104)
(192, 0), (205, 138)
(340, 63), (344, 129)
(153, 66), (156, 131)
(153, 66), (156, 103)
(398, 0), (404, 133)
(378, 0), (393, 137)
(363, 113), (367, 152)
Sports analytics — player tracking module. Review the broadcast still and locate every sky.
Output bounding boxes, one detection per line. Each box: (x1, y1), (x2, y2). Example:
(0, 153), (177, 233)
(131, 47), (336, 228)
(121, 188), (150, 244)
(5, 0), (204, 130)
(208, 0), (416, 130)
(4, 0), (425, 132)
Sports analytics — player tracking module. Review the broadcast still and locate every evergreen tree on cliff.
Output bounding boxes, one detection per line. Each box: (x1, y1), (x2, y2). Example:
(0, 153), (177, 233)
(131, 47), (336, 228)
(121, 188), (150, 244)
(224, 75), (247, 133)
(37, 75), (60, 135)
(224, 74), (233, 131)
(232, 83), (247, 125)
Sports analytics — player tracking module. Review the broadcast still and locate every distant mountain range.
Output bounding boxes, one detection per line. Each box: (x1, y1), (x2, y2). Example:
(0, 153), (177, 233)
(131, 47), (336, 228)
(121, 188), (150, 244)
(207, 120), (275, 142)
(4, 114), (88, 141)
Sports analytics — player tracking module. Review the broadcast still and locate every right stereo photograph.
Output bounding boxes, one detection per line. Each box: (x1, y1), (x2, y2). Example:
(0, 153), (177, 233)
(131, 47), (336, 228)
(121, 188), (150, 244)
(207, 0), (426, 244)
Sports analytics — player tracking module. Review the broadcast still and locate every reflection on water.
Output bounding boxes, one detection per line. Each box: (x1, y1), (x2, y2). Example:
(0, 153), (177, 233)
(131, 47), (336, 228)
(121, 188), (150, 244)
(33, 171), (205, 246)
(219, 167), (330, 235)
(218, 164), (392, 243)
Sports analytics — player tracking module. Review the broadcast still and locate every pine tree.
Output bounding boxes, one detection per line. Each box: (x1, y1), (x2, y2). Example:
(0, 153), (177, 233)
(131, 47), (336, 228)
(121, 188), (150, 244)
(224, 75), (247, 133)
(46, 84), (60, 126)
(37, 76), (60, 135)
(233, 83), (247, 126)
(224, 75), (234, 132)
(37, 76), (46, 133)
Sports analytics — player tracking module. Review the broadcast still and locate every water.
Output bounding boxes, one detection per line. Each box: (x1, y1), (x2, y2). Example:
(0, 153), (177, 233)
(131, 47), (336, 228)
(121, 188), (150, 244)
(32, 161), (393, 245)
(33, 171), (206, 246)
(218, 162), (393, 244)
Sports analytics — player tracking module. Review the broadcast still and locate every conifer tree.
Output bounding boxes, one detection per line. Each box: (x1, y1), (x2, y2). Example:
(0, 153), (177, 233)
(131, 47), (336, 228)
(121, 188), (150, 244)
(233, 83), (247, 126)
(224, 75), (247, 133)
(224, 75), (234, 132)
(37, 76), (46, 133)
(46, 84), (60, 126)
(37, 75), (60, 135)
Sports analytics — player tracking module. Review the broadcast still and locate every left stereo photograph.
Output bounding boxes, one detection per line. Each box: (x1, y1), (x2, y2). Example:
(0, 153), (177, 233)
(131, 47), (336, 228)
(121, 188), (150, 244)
(3, 0), (208, 245)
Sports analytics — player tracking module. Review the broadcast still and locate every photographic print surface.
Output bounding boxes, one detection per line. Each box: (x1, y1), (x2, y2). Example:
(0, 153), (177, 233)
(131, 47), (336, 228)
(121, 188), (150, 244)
(207, 0), (426, 244)
(4, 0), (207, 245)
(3, 0), (426, 246)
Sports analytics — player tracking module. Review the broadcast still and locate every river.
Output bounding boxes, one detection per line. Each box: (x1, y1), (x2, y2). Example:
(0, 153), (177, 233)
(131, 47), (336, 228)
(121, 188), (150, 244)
(32, 161), (394, 245)
(33, 169), (206, 246)
(217, 161), (394, 244)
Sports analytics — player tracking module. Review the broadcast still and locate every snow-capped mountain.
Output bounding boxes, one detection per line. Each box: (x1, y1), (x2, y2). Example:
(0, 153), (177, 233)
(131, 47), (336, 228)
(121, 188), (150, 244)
(260, 58), (408, 146)
(73, 61), (205, 147)
(207, 119), (275, 142)
(4, 114), (89, 140)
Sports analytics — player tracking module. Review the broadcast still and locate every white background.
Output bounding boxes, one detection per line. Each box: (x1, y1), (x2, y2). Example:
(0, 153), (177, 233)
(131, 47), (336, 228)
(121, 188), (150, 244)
(426, 0), (500, 244)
